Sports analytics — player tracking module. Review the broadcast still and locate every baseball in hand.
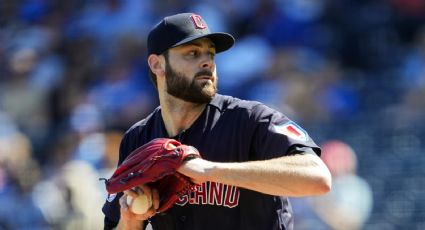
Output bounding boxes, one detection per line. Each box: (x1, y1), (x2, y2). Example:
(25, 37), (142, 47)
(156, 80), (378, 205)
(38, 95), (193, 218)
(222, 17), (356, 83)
(126, 190), (152, 214)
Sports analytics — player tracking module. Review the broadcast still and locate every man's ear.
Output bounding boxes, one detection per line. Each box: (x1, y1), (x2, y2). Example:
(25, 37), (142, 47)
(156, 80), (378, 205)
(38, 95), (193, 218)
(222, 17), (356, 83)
(148, 54), (165, 76)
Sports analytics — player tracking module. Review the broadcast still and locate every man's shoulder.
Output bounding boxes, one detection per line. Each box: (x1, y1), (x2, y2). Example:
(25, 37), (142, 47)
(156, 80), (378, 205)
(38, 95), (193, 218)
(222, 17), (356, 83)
(210, 94), (265, 111)
(211, 94), (276, 116)
(125, 107), (160, 136)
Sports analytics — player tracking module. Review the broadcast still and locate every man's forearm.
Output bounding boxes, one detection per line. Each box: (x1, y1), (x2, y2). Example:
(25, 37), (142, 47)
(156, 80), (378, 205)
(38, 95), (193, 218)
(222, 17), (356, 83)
(179, 154), (332, 197)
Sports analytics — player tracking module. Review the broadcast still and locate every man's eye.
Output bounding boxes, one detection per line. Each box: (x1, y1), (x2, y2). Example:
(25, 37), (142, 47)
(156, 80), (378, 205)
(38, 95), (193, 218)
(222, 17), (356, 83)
(188, 51), (198, 57)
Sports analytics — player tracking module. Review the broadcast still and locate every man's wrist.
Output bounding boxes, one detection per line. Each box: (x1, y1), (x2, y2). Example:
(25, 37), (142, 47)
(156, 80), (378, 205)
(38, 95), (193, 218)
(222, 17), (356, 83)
(117, 219), (145, 230)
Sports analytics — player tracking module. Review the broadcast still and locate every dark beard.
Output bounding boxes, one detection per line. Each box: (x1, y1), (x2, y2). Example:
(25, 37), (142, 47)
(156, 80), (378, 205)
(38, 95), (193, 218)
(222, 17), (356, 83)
(165, 62), (217, 104)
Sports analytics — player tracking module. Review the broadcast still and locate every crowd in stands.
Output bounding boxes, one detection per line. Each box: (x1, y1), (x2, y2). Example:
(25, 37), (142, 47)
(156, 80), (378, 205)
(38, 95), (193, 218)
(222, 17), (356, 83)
(1, 0), (424, 229)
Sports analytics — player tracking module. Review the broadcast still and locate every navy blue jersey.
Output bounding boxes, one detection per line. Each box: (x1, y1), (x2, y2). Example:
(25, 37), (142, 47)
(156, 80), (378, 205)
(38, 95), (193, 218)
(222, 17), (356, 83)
(103, 94), (320, 230)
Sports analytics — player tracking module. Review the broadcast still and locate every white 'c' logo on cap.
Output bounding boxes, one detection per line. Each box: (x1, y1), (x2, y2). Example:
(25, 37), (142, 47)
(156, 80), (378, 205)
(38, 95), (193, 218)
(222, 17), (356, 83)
(191, 14), (207, 29)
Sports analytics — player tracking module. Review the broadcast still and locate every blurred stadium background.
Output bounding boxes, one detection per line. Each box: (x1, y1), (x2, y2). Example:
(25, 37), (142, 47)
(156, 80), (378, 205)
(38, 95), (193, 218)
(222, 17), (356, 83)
(0, 0), (424, 229)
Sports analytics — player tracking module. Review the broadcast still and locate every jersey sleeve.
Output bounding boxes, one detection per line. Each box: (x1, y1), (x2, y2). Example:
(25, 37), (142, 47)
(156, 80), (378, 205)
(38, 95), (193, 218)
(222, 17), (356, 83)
(101, 133), (133, 228)
(250, 104), (320, 160)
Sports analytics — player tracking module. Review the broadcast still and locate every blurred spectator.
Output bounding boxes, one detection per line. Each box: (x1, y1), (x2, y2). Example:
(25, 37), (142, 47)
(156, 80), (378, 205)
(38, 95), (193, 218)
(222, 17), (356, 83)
(382, 85), (425, 130)
(217, 35), (273, 95)
(86, 58), (155, 129)
(391, 0), (425, 43)
(32, 129), (122, 229)
(68, 102), (122, 170)
(398, 27), (425, 89)
(98, 131), (122, 175)
(32, 160), (105, 229)
(59, 160), (105, 229)
(69, 103), (105, 168)
(293, 140), (373, 230)
(391, 0), (425, 17)
(326, 0), (400, 70)
(0, 130), (48, 229)
(233, 0), (332, 51)
(65, 0), (153, 60)
(0, 47), (51, 145)
(243, 47), (359, 124)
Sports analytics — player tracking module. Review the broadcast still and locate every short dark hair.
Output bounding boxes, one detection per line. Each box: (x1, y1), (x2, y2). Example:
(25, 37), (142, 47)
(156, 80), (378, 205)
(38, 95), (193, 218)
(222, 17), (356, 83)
(148, 50), (169, 89)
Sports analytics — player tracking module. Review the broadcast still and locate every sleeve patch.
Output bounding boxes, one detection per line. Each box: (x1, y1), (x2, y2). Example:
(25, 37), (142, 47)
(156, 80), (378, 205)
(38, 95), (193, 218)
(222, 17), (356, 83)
(272, 121), (309, 142)
(106, 193), (117, 202)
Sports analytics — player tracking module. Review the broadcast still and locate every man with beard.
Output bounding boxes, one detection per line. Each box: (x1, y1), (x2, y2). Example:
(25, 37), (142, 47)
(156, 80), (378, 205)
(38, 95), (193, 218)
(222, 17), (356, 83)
(102, 13), (332, 230)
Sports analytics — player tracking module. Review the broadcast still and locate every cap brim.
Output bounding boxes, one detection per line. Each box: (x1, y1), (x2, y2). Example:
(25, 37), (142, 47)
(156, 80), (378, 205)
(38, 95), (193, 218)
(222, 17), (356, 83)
(172, 32), (235, 53)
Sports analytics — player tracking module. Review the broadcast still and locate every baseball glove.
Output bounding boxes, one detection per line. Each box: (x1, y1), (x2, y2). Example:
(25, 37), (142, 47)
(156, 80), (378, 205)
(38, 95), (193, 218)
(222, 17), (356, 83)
(102, 138), (201, 213)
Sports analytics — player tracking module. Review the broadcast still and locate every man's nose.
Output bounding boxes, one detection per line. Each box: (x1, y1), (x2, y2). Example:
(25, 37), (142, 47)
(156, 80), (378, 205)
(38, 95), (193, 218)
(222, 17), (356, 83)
(200, 55), (214, 69)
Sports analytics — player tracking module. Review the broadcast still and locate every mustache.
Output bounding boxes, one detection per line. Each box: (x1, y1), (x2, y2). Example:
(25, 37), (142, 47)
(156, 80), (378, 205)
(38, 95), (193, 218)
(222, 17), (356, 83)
(194, 70), (213, 78)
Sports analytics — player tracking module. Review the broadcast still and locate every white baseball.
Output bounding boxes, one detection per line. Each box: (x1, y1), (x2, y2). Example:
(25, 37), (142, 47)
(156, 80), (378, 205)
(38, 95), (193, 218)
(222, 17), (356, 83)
(126, 190), (152, 214)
